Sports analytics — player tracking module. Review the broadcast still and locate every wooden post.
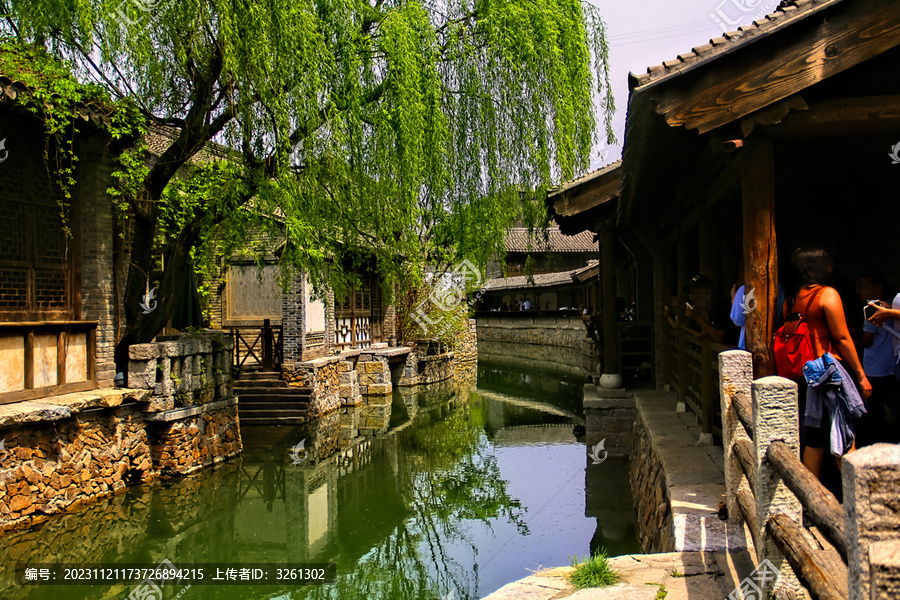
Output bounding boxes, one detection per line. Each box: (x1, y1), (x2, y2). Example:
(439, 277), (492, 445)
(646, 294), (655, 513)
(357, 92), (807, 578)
(600, 219), (620, 381)
(262, 318), (274, 371)
(700, 339), (713, 437)
(742, 136), (778, 378)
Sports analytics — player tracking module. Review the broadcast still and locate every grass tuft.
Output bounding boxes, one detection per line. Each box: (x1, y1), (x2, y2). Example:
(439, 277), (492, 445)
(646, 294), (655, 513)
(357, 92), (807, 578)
(567, 549), (620, 589)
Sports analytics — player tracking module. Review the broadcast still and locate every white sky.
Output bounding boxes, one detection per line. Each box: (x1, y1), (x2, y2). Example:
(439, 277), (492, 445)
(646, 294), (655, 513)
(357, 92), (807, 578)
(585, 0), (781, 168)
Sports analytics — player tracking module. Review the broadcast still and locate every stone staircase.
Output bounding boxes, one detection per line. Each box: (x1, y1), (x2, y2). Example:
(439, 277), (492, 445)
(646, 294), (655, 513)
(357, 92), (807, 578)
(234, 371), (312, 426)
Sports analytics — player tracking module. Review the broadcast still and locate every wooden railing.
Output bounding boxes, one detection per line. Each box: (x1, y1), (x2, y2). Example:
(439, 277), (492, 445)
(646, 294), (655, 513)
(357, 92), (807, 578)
(0, 321), (98, 405)
(719, 350), (900, 599)
(230, 319), (282, 370)
(665, 325), (732, 441)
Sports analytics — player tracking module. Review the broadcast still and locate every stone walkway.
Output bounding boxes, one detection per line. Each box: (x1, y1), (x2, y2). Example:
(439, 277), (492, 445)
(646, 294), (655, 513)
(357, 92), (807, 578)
(482, 550), (756, 600)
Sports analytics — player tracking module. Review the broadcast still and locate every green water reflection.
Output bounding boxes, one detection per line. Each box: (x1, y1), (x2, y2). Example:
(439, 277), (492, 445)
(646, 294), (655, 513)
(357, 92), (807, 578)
(0, 361), (638, 600)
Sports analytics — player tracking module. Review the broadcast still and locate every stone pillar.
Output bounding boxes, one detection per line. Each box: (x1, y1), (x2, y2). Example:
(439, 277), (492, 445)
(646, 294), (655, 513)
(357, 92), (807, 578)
(842, 444), (900, 600)
(752, 375), (802, 597)
(718, 349), (753, 525)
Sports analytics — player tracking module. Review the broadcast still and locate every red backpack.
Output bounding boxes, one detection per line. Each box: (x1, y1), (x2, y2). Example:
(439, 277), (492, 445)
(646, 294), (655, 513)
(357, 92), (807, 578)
(773, 287), (825, 380)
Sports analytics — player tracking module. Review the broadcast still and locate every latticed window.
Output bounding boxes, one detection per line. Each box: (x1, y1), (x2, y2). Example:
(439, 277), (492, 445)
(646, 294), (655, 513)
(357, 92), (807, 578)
(0, 119), (74, 321)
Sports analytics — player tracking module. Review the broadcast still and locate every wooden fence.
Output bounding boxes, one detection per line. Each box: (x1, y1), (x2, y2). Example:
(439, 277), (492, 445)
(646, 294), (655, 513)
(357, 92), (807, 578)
(719, 350), (900, 599)
(666, 325), (732, 442)
(230, 319), (282, 371)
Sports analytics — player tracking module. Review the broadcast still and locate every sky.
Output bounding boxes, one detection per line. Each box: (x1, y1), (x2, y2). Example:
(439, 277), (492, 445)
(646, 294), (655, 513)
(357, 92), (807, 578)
(584, 0), (781, 169)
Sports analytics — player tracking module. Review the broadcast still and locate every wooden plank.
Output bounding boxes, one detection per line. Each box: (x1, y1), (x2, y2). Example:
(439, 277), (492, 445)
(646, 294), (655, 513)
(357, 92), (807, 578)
(24, 331), (34, 390)
(654, 0), (900, 134)
(742, 135), (778, 378)
(87, 325), (96, 382)
(767, 513), (847, 600)
(767, 440), (847, 558)
(700, 339), (713, 434)
(0, 321), (99, 329)
(773, 94), (900, 137)
(550, 176), (621, 218)
(57, 331), (67, 385)
(0, 379), (99, 406)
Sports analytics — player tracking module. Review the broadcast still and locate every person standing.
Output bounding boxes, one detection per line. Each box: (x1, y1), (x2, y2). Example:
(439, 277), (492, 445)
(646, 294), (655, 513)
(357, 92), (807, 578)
(786, 246), (871, 480)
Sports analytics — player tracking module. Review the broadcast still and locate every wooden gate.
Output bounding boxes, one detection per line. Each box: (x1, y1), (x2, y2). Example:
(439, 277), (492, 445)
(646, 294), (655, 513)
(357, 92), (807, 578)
(334, 274), (382, 350)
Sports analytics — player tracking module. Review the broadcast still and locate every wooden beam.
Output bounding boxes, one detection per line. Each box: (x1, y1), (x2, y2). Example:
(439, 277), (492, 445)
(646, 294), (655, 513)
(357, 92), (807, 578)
(550, 177), (620, 218)
(600, 220), (619, 375)
(732, 389), (754, 440)
(772, 94), (900, 137)
(766, 440), (847, 558)
(654, 0), (900, 134)
(733, 437), (757, 497)
(767, 513), (847, 600)
(742, 135), (778, 378)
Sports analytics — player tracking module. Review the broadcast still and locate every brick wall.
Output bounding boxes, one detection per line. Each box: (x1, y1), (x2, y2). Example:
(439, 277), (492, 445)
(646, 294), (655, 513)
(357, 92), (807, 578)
(77, 136), (119, 386)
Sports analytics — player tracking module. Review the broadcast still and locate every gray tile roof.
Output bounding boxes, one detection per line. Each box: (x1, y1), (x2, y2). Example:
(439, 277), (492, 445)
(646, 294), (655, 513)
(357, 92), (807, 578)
(629, 0), (839, 91)
(484, 260), (598, 291)
(505, 227), (596, 253)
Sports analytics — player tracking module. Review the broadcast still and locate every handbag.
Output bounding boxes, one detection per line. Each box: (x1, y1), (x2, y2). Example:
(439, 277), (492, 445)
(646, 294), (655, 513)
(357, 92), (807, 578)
(773, 287), (825, 379)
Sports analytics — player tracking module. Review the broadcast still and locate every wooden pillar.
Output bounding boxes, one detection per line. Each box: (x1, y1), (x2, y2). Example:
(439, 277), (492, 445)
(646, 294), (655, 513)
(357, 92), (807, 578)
(600, 219), (620, 379)
(699, 208), (721, 289)
(262, 318), (274, 371)
(741, 136), (778, 378)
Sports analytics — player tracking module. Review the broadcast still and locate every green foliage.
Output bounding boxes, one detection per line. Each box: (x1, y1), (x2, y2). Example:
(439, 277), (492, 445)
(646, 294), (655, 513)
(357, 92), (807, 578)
(0, 0), (613, 345)
(568, 549), (620, 589)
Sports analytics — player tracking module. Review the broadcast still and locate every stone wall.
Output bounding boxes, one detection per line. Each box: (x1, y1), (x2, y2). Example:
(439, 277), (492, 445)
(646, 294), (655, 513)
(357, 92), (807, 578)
(0, 333), (243, 532)
(77, 136), (119, 387)
(288, 357), (341, 418)
(629, 407), (673, 553)
(147, 400), (242, 477)
(127, 331), (234, 411)
(0, 391), (153, 532)
(454, 319), (477, 378)
(475, 313), (595, 358)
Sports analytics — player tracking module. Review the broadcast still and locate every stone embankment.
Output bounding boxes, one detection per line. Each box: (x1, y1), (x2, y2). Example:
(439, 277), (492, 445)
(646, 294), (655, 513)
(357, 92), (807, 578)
(0, 332), (242, 532)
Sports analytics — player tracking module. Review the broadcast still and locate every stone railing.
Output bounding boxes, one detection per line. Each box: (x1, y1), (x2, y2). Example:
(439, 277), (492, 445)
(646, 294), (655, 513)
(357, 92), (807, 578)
(719, 350), (900, 599)
(127, 332), (234, 411)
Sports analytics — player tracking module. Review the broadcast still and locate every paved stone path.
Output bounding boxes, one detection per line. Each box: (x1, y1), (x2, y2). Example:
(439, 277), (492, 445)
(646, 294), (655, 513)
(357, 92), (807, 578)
(482, 549), (757, 600)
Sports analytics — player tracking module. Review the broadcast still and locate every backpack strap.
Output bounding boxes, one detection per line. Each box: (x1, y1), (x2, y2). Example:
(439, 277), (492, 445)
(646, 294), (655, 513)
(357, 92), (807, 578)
(788, 286), (826, 322)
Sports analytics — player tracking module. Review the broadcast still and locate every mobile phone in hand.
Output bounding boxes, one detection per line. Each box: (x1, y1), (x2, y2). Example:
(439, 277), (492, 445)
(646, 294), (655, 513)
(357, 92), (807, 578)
(864, 301), (880, 321)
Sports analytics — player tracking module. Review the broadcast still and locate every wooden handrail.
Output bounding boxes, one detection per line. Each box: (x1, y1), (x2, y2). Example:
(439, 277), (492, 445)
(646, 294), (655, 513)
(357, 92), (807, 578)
(767, 513), (847, 600)
(766, 440), (847, 558)
(736, 486), (759, 550)
(733, 437), (757, 497)
(732, 390), (754, 439)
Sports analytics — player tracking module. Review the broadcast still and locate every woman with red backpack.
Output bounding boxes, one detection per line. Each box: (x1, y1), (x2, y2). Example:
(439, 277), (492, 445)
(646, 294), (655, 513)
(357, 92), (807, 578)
(781, 246), (871, 480)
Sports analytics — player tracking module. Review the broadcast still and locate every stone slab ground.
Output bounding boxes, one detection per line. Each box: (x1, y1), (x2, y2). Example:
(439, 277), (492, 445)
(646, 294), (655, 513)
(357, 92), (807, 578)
(482, 550), (756, 600)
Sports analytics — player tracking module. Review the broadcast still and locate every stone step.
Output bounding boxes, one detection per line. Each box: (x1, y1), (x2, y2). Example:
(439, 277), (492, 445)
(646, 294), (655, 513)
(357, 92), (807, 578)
(234, 379), (289, 388)
(235, 388), (313, 400)
(238, 402), (309, 412)
(236, 371), (282, 380)
(239, 408), (308, 418)
(239, 416), (307, 426)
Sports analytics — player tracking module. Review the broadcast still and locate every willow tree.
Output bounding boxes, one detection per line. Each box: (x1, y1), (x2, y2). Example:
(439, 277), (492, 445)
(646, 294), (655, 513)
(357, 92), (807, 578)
(0, 0), (613, 368)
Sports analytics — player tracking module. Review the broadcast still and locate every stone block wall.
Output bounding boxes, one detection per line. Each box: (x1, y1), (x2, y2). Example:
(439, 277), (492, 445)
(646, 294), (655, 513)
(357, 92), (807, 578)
(475, 314), (595, 357)
(357, 353), (392, 396)
(0, 400), (153, 532)
(337, 360), (362, 405)
(127, 332), (233, 411)
(148, 401), (242, 477)
(454, 319), (477, 378)
(629, 410), (673, 553)
(289, 357), (341, 418)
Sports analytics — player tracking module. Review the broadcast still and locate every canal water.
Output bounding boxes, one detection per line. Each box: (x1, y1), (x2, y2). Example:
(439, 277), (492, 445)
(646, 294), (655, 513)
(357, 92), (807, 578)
(0, 360), (639, 600)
